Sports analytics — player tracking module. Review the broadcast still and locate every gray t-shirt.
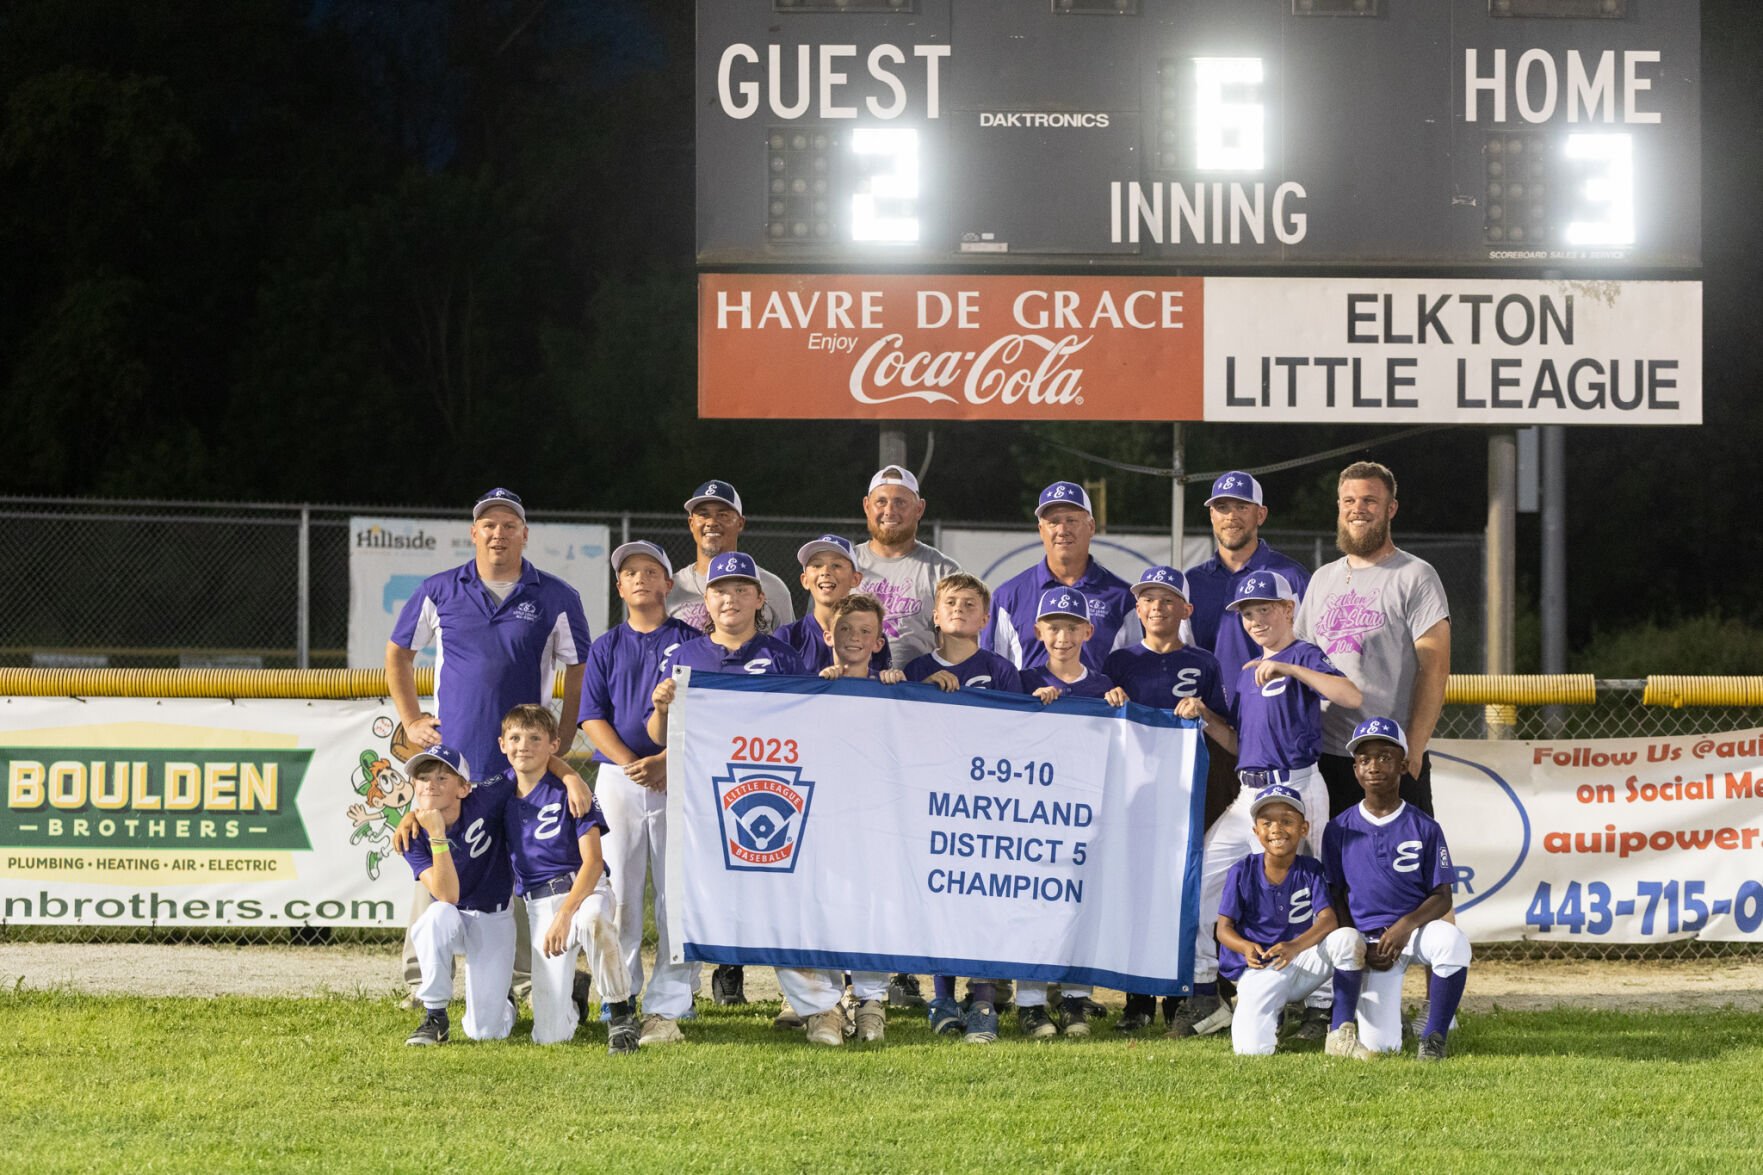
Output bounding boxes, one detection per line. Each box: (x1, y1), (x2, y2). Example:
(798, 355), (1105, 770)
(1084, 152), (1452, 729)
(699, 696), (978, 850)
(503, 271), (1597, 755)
(850, 540), (962, 666)
(1293, 548), (1450, 756)
(667, 560), (796, 635)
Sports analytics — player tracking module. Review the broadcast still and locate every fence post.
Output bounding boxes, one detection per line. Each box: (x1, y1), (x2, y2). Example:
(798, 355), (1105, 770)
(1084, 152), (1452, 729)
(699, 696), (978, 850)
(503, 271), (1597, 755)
(296, 505), (311, 670)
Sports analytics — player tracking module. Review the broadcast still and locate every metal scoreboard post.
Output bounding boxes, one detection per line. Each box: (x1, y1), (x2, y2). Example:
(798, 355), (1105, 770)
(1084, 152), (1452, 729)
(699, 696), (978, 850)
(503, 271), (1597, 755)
(696, 0), (1699, 273)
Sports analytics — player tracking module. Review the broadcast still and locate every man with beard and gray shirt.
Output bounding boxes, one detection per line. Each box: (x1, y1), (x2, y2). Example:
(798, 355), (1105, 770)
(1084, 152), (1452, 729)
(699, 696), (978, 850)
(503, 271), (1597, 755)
(850, 465), (961, 668)
(1294, 462), (1451, 819)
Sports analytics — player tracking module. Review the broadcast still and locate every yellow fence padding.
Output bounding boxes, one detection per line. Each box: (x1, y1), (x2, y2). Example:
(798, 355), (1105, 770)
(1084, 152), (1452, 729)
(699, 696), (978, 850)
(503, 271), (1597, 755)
(0, 668), (436, 700)
(1643, 676), (1763, 709)
(1442, 674), (1597, 706)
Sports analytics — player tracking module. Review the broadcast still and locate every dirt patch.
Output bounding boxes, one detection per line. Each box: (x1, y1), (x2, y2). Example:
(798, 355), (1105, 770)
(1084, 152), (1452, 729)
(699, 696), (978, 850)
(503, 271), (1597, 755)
(4, 944), (1761, 1012)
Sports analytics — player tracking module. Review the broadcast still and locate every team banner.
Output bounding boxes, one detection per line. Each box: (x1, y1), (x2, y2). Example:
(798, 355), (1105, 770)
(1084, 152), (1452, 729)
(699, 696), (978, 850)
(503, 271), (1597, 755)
(1434, 729), (1763, 944)
(1, 697), (435, 927)
(664, 673), (1208, 994)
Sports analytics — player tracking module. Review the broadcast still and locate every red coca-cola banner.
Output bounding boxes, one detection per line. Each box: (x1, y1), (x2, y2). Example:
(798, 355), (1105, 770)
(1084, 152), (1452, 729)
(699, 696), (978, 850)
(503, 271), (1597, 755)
(698, 274), (1204, 421)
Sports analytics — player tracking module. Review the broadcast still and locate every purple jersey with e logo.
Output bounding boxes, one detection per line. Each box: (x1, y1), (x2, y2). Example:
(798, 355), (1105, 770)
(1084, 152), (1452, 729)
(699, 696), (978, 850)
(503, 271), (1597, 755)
(578, 617), (702, 762)
(1217, 853), (1333, 981)
(502, 772), (612, 895)
(659, 633), (805, 679)
(1021, 665), (1116, 699)
(1323, 802), (1455, 935)
(401, 777), (515, 913)
(905, 649), (1026, 694)
(1228, 640), (1343, 771)
(1102, 643), (1227, 714)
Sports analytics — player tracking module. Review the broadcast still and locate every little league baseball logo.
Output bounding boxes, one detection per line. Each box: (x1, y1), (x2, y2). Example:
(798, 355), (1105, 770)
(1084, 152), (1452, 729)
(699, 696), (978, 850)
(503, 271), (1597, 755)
(712, 764), (816, 873)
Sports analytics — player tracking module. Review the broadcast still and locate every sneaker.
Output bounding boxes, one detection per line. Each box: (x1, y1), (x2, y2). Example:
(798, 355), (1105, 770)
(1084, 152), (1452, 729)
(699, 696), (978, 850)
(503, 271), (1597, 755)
(855, 999), (887, 1042)
(773, 1001), (805, 1031)
(804, 1009), (845, 1047)
(928, 997), (964, 1037)
(839, 988), (859, 1038)
(1417, 1031), (1449, 1062)
(1115, 1009), (1155, 1033)
(638, 1014), (684, 1047)
(405, 1007), (449, 1046)
(711, 965), (746, 1006)
(1164, 993), (1231, 1038)
(1060, 996), (1092, 1039)
(1407, 1000), (1429, 1041)
(962, 1001), (999, 1045)
(607, 1006), (639, 1055)
(1325, 1021), (1375, 1060)
(1294, 1004), (1331, 1042)
(1018, 1004), (1057, 1039)
(1082, 997), (1108, 1022)
(888, 974), (926, 1008)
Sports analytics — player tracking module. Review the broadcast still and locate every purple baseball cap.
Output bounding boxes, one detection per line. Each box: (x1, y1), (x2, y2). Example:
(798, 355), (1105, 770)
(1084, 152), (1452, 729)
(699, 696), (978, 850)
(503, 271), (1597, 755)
(1204, 471), (1264, 508)
(1347, 716), (1409, 756)
(1226, 570), (1297, 611)
(1036, 587), (1091, 622)
(1035, 481), (1093, 518)
(796, 534), (857, 567)
(473, 488), (526, 522)
(404, 744), (472, 783)
(1131, 565), (1191, 601)
(705, 551), (761, 585)
(684, 479), (744, 515)
(1248, 783), (1306, 819)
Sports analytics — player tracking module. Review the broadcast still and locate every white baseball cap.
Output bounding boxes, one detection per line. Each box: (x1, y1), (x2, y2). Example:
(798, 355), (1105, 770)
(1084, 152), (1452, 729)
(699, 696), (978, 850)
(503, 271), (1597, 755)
(868, 466), (920, 495)
(611, 540), (673, 577)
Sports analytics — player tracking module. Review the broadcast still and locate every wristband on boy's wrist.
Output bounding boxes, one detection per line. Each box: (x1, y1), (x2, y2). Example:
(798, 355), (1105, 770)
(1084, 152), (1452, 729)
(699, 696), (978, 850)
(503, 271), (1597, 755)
(429, 837), (451, 853)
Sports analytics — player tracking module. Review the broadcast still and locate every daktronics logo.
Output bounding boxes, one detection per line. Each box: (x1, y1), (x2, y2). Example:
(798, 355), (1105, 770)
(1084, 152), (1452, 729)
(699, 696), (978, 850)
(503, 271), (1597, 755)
(355, 527), (437, 551)
(848, 333), (1090, 408)
(978, 112), (1111, 129)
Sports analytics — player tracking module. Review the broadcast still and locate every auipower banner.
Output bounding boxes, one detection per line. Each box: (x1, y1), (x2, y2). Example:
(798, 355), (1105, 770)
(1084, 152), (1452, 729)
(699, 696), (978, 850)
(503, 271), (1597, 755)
(663, 673), (1209, 995)
(0, 697), (433, 927)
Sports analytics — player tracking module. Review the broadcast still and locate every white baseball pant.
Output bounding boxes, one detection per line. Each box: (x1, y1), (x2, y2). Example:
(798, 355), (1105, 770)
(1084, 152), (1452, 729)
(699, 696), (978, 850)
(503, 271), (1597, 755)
(775, 968), (843, 1016)
(409, 900), (516, 1040)
(1230, 926), (1365, 1055)
(1015, 982), (1092, 1008)
(597, 762), (699, 1017)
(1355, 921), (1472, 1052)
(524, 874), (632, 1045)
(850, 972), (889, 1002)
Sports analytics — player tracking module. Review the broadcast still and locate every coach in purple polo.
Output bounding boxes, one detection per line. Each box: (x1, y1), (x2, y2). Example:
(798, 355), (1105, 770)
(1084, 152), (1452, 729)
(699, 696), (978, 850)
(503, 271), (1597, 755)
(983, 481), (1141, 672)
(1185, 471), (1312, 707)
(385, 488), (592, 780)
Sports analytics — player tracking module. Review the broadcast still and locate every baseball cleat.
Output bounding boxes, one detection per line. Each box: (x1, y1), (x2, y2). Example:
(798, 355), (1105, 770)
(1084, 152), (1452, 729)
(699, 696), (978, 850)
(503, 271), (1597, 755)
(1018, 1004), (1057, 1039)
(405, 1007), (449, 1046)
(855, 999), (887, 1042)
(1324, 1022), (1374, 1060)
(1164, 994), (1231, 1038)
(1060, 996), (1092, 1039)
(637, 1014), (684, 1047)
(711, 965), (747, 1006)
(772, 1000), (805, 1030)
(1294, 1004), (1331, 1042)
(607, 1007), (640, 1055)
(804, 1009), (846, 1047)
(962, 1001), (999, 1045)
(1417, 1031), (1449, 1062)
(888, 974), (927, 1008)
(928, 997), (964, 1037)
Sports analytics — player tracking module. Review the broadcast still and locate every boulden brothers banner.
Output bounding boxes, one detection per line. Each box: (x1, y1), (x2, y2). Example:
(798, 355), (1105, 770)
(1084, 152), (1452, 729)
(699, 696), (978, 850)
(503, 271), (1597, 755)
(664, 672), (1208, 994)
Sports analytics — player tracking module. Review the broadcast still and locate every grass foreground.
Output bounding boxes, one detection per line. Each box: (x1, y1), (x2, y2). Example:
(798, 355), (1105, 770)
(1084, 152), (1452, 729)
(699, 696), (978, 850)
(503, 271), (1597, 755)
(2, 990), (1761, 1173)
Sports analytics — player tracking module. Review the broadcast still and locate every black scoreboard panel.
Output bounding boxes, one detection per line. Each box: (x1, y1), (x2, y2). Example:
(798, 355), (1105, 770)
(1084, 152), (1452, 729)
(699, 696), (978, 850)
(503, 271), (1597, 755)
(695, 0), (1699, 270)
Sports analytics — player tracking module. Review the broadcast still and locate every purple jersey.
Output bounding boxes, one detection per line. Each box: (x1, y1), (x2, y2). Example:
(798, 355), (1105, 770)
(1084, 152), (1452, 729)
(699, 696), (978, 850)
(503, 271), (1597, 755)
(1102, 642), (1227, 715)
(402, 777), (515, 913)
(1186, 542), (1312, 706)
(577, 617), (701, 762)
(1021, 664), (1117, 699)
(983, 558), (1142, 672)
(774, 612), (893, 675)
(1324, 802), (1455, 935)
(1228, 640), (1342, 771)
(659, 632), (805, 679)
(905, 648), (1026, 694)
(502, 771), (612, 895)
(1217, 853), (1333, 981)
(389, 559), (590, 778)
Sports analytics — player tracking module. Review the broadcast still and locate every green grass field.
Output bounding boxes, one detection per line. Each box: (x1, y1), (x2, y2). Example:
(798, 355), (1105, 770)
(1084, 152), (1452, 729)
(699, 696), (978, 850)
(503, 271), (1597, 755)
(3, 990), (1760, 1173)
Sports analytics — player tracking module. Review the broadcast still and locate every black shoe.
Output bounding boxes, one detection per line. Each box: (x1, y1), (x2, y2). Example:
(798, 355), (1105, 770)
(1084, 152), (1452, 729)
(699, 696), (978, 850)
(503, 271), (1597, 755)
(1294, 1004), (1330, 1042)
(607, 1002), (639, 1055)
(888, 973), (927, 1008)
(1019, 1004), (1057, 1039)
(1161, 995), (1183, 1026)
(405, 1007), (449, 1046)
(711, 965), (747, 1006)
(1115, 1010), (1155, 1033)
(1417, 1031), (1449, 1062)
(572, 972), (593, 1023)
(1060, 996), (1091, 1039)
(1082, 997), (1108, 1021)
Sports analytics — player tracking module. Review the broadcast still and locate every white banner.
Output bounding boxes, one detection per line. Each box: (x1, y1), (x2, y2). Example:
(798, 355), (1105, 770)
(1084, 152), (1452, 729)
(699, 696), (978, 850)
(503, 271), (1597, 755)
(1, 697), (439, 927)
(346, 516), (612, 669)
(938, 528), (1214, 589)
(664, 673), (1207, 994)
(1204, 278), (1702, 425)
(1434, 729), (1763, 943)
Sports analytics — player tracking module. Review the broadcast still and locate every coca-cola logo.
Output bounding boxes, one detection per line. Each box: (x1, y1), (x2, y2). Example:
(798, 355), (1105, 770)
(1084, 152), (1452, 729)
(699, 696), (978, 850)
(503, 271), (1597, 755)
(848, 333), (1091, 408)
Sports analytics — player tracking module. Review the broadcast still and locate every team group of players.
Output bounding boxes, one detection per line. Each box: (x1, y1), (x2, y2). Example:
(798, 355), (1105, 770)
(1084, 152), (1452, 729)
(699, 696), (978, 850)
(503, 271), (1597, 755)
(386, 461), (1469, 1060)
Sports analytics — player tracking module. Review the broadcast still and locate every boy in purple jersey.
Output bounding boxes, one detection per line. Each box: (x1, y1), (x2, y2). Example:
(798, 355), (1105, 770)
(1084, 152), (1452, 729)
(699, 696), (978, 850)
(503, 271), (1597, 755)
(399, 745), (517, 1046)
(578, 540), (703, 1047)
(646, 551), (848, 1046)
(1324, 717), (1471, 1061)
(1218, 784), (1367, 1057)
(1168, 570), (1362, 1041)
(776, 535), (893, 675)
(905, 572), (1024, 1043)
(1102, 565), (1228, 1032)
(498, 705), (637, 1053)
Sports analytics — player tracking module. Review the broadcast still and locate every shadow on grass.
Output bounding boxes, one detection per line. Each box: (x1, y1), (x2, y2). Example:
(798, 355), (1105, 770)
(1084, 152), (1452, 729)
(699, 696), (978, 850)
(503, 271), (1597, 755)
(1460, 1008), (1763, 1063)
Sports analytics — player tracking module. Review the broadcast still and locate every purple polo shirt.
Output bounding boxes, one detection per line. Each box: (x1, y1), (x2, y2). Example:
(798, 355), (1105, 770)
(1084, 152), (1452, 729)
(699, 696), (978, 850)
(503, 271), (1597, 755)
(390, 558), (591, 778)
(402, 777), (515, 913)
(1218, 853), (1333, 981)
(1185, 541), (1312, 706)
(1228, 640), (1343, 772)
(659, 632), (806, 679)
(502, 771), (612, 895)
(1021, 665), (1117, 699)
(774, 612), (893, 675)
(577, 617), (702, 762)
(1102, 642), (1227, 716)
(905, 649), (1026, 694)
(1324, 801), (1455, 935)
(984, 557), (1142, 672)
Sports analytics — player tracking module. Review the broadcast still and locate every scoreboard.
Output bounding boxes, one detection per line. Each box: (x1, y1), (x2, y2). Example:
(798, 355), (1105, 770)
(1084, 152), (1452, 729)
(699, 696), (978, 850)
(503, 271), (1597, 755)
(696, 0), (1700, 272)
